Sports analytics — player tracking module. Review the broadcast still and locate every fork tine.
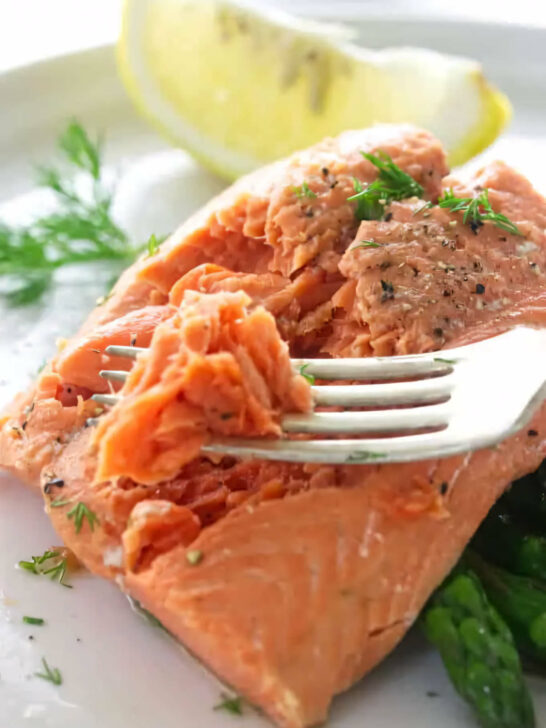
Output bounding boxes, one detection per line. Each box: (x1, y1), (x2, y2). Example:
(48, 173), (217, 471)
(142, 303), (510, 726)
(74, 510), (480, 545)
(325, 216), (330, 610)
(105, 345), (146, 359)
(92, 394), (119, 406)
(281, 405), (448, 434)
(291, 356), (453, 381)
(99, 370), (128, 382)
(313, 379), (452, 407)
(200, 431), (466, 465)
(104, 346), (454, 380)
(96, 372), (452, 407)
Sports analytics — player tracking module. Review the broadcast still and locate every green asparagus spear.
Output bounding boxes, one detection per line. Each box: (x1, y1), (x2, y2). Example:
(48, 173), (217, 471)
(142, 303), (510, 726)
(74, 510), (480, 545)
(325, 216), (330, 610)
(472, 507), (546, 581)
(422, 567), (535, 728)
(468, 551), (546, 664)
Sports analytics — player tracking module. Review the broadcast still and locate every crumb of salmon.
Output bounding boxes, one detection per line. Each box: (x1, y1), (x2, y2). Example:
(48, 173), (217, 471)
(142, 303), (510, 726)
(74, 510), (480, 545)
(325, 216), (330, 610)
(92, 290), (311, 485)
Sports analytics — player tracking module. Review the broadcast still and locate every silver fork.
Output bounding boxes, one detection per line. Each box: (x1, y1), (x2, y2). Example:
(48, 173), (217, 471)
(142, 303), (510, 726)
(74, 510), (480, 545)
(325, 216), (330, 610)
(92, 326), (546, 465)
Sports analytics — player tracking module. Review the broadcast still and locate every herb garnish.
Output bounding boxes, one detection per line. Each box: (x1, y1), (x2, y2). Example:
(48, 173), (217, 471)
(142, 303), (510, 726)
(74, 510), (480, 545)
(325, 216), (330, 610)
(437, 188), (521, 236)
(35, 657), (62, 685)
(352, 240), (381, 250)
(186, 549), (203, 566)
(345, 451), (385, 463)
(214, 693), (244, 715)
(146, 233), (161, 257)
(433, 357), (457, 365)
(23, 616), (45, 625)
(18, 549), (72, 588)
(299, 363), (316, 385)
(66, 502), (99, 534)
(50, 498), (72, 508)
(292, 181), (317, 199)
(413, 201), (434, 215)
(0, 121), (144, 306)
(348, 151), (424, 221)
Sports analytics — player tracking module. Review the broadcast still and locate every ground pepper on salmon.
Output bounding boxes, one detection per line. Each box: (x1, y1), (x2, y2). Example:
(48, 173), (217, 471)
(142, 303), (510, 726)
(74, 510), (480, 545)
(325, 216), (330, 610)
(1, 125), (546, 728)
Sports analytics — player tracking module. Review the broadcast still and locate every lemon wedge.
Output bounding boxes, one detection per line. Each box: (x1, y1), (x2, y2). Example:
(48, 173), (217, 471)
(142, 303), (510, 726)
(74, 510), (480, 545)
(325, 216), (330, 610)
(118, 0), (511, 179)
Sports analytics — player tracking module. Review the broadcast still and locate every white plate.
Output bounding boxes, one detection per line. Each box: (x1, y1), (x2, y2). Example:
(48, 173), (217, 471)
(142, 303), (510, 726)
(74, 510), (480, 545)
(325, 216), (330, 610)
(1, 18), (546, 728)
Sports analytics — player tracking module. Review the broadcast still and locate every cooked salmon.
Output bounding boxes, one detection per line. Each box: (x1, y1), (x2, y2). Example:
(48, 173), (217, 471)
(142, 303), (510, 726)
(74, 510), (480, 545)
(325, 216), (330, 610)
(92, 289), (312, 485)
(1, 124), (545, 728)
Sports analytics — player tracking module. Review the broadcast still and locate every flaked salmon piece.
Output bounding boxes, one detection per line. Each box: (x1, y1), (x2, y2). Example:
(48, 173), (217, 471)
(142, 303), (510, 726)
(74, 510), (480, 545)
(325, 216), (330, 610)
(92, 290), (311, 485)
(169, 263), (288, 307)
(2, 124), (546, 728)
(54, 305), (173, 392)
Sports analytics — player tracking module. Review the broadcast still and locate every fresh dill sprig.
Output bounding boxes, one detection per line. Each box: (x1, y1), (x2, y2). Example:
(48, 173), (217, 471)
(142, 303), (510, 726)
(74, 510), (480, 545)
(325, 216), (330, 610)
(35, 657), (62, 686)
(299, 363), (316, 385)
(213, 693), (244, 715)
(437, 188), (521, 236)
(66, 502), (99, 534)
(23, 616), (45, 625)
(348, 151), (424, 221)
(50, 498), (72, 508)
(146, 233), (161, 257)
(351, 240), (381, 250)
(0, 120), (143, 306)
(19, 549), (72, 588)
(292, 180), (317, 199)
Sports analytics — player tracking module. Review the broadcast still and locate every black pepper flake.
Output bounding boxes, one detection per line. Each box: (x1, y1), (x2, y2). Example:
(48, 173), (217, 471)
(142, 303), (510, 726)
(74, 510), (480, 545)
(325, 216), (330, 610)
(24, 401), (35, 417)
(321, 167), (329, 177)
(130, 334), (137, 347)
(330, 180), (338, 189)
(475, 283), (485, 294)
(443, 289), (452, 297)
(21, 420), (28, 431)
(384, 211), (393, 222)
(499, 236), (507, 242)
(380, 280), (394, 302)
(379, 260), (391, 271)
(411, 266), (419, 277)
(43, 477), (65, 495)
(528, 429), (538, 437)
(433, 327), (444, 338)
(220, 412), (234, 421)
(439, 482), (448, 496)
(304, 209), (314, 218)
(469, 219), (483, 235)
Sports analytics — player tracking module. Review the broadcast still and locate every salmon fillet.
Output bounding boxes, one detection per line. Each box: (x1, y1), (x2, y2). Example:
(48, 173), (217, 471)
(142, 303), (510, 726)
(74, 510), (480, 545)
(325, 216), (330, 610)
(1, 124), (546, 727)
